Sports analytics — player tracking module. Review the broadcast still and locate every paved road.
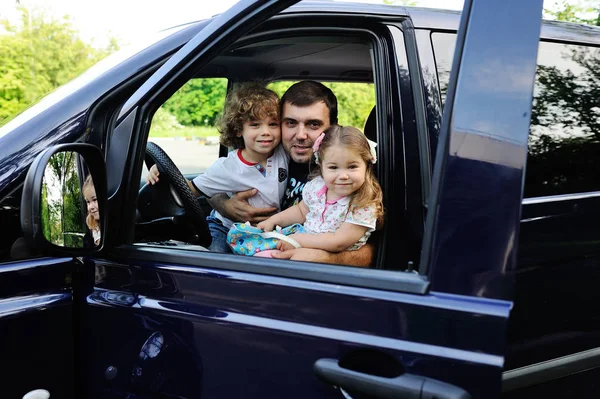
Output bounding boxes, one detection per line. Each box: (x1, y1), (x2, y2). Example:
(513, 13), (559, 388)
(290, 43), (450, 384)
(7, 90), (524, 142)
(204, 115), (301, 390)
(147, 138), (220, 175)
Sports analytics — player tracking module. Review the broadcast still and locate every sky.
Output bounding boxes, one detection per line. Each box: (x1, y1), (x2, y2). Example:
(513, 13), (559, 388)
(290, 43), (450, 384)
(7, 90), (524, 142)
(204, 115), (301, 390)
(0, 0), (464, 47)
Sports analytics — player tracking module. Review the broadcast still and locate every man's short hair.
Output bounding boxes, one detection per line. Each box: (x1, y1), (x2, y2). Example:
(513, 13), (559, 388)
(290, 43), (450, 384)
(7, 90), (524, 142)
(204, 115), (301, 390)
(280, 81), (338, 125)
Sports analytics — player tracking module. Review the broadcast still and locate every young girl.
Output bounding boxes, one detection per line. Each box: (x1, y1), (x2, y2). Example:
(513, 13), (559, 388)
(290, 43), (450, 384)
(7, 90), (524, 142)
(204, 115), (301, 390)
(146, 83), (288, 253)
(83, 175), (101, 246)
(258, 125), (383, 253)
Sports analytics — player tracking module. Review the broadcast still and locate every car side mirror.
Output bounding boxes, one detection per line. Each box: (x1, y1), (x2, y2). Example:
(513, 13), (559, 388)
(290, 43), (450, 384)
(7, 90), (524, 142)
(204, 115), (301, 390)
(21, 143), (107, 254)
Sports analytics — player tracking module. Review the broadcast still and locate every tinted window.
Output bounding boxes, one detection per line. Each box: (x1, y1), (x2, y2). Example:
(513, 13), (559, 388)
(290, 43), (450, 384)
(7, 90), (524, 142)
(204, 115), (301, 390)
(432, 33), (600, 198)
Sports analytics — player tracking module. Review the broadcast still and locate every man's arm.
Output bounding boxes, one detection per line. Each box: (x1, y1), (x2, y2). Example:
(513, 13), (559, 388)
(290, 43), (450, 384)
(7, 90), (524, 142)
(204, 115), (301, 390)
(271, 241), (375, 268)
(285, 223), (368, 253)
(208, 189), (277, 224)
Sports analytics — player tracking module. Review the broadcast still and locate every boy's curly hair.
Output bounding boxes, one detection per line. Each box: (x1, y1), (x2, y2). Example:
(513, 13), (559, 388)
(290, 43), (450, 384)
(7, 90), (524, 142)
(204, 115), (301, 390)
(218, 83), (280, 149)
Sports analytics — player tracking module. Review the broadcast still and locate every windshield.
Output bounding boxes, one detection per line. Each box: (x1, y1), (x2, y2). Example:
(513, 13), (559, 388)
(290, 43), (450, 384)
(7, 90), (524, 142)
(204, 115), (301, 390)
(0, 23), (193, 138)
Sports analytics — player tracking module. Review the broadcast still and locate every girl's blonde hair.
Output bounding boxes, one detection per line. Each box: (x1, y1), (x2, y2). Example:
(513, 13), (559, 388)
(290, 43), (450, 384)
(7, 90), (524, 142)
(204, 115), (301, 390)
(309, 125), (384, 228)
(218, 83), (280, 149)
(83, 175), (99, 231)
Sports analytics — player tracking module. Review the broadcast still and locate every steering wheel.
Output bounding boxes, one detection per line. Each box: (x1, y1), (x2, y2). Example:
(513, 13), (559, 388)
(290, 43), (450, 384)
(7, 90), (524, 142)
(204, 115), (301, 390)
(140, 142), (212, 247)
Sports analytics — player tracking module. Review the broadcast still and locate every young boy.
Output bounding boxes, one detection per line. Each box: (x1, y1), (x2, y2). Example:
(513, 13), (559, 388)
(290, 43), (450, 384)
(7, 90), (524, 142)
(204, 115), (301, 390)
(146, 83), (288, 252)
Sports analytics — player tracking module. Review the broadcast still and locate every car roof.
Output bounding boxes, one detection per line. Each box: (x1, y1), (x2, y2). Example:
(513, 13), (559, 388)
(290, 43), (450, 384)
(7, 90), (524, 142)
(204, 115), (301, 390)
(285, 1), (600, 45)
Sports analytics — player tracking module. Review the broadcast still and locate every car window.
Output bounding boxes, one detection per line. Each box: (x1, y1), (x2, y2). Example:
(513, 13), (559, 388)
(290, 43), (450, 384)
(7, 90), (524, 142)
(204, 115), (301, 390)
(145, 78), (226, 175)
(432, 32), (600, 198)
(433, 30), (600, 376)
(525, 41), (600, 198)
(133, 32), (401, 273)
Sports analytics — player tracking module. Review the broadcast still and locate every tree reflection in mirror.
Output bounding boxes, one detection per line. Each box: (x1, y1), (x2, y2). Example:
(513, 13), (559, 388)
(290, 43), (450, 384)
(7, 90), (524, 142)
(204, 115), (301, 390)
(41, 151), (99, 248)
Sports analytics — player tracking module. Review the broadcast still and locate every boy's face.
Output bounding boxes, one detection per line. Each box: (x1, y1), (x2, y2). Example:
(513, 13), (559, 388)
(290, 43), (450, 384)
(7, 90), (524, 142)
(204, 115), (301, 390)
(281, 101), (331, 164)
(237, 116), (281, 162)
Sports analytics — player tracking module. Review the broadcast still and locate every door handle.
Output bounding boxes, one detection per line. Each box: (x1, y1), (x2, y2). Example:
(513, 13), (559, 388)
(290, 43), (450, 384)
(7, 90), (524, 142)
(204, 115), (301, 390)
(314, 358), (471, 399)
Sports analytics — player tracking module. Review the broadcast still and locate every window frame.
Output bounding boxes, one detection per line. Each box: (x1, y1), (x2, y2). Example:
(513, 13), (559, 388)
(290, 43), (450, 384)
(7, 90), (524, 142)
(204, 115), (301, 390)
(430, 30), (600, 202)
(110, 17), (433, 294)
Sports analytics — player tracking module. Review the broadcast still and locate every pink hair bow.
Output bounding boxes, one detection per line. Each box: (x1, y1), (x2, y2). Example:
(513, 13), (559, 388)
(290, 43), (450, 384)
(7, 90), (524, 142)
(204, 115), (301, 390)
(312, 132), (326, 164)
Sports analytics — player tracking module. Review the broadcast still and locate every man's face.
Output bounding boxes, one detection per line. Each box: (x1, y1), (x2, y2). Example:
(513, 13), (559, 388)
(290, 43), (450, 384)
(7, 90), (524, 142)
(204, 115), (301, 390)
(281, 101), (331, 164)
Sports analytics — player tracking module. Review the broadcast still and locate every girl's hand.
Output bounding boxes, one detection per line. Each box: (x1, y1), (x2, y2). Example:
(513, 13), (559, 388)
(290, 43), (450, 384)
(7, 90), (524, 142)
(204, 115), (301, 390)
(257, 219), (276, 231)
(146, 165), (160, 185)
(276, 233), (307, 251)
(276, 240), (296, 252)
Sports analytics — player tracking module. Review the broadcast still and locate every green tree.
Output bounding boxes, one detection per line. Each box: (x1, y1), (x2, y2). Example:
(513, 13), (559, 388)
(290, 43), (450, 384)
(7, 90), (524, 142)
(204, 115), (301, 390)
(0, 6), (119, 125)
(544, 0), (600, 25)
(163, 78), (228, 126)
(40, 183), (52, 242)
(268, 81), (375, 129)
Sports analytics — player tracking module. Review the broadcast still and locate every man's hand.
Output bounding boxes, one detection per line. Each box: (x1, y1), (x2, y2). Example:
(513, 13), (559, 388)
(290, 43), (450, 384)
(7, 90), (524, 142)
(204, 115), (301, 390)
(270, 248), (333, 263)
(211, 188), (277, 224)
(270, 242), (374, 267)
(276, 240), (296, 252)
(146, 165), (160, 185)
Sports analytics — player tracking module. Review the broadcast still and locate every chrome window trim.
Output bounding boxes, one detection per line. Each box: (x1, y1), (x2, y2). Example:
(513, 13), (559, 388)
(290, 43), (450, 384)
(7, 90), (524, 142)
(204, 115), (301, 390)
(523, 191), (600, 205)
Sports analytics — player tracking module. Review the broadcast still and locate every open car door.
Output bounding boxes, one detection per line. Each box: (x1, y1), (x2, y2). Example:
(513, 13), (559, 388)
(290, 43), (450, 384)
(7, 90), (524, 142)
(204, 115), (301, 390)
(77, 0), (544, 398)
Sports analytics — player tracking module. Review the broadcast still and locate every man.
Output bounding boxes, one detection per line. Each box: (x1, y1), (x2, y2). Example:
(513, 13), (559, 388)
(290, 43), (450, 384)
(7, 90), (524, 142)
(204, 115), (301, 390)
(210, 81), (374, 266)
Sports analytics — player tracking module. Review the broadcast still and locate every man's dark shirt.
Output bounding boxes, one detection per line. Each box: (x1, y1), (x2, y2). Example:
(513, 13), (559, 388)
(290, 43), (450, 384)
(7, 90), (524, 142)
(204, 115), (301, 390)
(281, 161), (310, 210)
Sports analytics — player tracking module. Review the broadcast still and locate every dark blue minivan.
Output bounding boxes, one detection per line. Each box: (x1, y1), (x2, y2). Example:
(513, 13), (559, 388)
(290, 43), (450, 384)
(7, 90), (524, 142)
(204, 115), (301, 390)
(2, 0), (600, 398)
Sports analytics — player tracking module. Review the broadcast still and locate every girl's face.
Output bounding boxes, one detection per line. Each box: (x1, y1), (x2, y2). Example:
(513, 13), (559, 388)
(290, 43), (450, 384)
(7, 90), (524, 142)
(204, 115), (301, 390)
(84, 186), (99, 221)
(237, 116), (281, 163)
(320, 146), (367, 199)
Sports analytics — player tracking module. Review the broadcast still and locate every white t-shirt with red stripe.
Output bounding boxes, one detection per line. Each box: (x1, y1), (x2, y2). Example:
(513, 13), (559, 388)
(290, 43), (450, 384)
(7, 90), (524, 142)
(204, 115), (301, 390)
(192, 145), (289, 228)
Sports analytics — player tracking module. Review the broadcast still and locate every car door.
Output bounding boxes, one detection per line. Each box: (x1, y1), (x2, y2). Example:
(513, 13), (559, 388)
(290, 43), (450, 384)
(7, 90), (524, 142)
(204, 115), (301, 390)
(0, 257), (76, 399)
(81, 0), (543, 398)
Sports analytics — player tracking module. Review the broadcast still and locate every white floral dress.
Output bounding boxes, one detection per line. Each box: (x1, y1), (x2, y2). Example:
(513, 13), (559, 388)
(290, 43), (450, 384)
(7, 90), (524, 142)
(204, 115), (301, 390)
(302, 176), (377, 250)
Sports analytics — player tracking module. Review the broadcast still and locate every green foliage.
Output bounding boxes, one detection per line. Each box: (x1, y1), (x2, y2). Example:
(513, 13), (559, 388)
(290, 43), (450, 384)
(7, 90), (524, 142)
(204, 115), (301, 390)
(150, 125), (219, 139)
(268, 81), (296, 97)
(0, 6), (119, 125)
(151, 107), (184, 132)
(544, 0), (600, 25)
(268, 81), (376, 130)
(325, 82), (375, 129)
(40, 183), (52, 242)
(42, 151), (86, 246)
(160, 78), (375, 133)
(163, 78), (228, 127)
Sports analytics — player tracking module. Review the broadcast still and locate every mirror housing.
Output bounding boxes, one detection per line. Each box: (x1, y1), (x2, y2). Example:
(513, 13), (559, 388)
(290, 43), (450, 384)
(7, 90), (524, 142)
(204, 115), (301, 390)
(21, 143), (107, 255)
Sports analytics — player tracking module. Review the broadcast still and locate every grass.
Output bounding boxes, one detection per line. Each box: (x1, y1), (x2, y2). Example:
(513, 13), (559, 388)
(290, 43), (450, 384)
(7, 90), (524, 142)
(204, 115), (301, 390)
(149, 126), (220, 139)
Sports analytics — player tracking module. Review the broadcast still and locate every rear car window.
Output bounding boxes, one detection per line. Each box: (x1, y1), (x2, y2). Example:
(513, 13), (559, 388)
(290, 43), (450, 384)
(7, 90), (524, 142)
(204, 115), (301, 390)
(431, 32), (600, 198)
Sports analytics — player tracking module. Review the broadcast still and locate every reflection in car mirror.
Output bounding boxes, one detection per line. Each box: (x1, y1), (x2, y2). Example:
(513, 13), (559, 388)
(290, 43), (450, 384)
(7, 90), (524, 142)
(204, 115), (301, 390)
(21, 143), (107, 254)
(41, 152), (100, 248)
